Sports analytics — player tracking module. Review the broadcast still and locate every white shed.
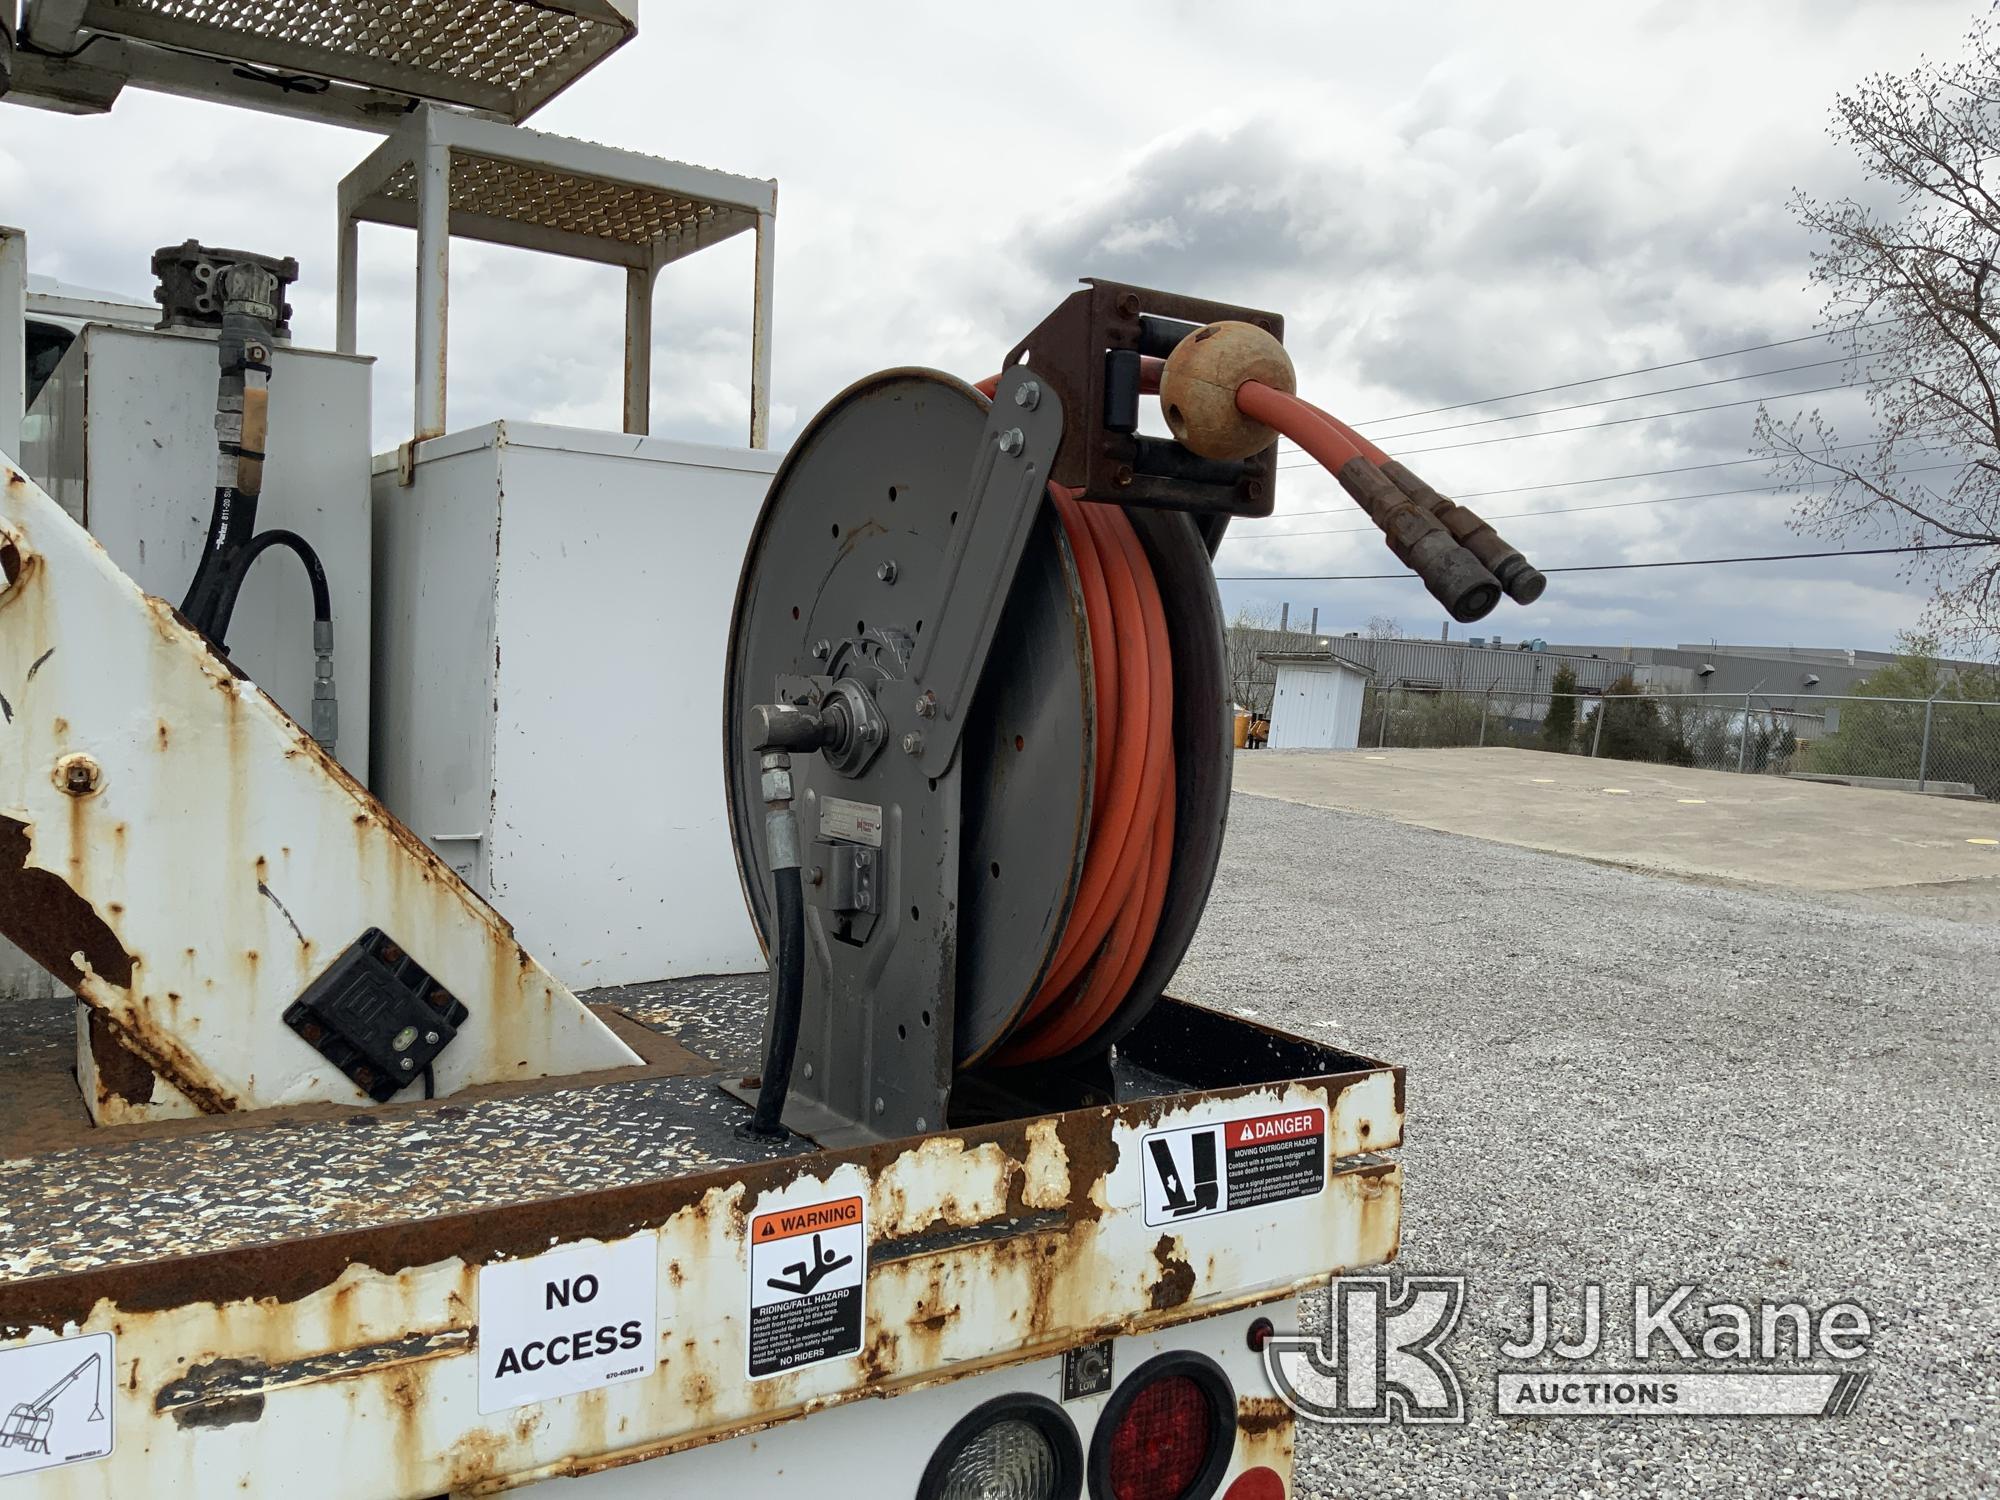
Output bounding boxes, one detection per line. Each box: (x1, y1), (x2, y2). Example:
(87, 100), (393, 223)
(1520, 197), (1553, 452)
(1267, 656), (1370, 750)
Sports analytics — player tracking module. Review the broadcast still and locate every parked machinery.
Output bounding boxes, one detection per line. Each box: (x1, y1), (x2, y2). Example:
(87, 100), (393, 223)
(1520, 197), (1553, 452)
(724, 280), (1544, 1144)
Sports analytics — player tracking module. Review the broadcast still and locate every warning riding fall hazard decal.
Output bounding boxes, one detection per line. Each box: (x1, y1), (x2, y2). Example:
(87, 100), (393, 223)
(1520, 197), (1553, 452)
(1141, 1106), (1327, 1227)
(748, 1194), (866, 1379)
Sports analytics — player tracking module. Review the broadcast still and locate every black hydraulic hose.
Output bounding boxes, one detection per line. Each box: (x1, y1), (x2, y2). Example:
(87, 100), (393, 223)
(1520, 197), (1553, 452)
(227, 527), (332, 626)
(208, 526), (339, 752)
(738, 744), (807, 1141)
(750, 864), (806, 1136)
(180, 486), (260, 640)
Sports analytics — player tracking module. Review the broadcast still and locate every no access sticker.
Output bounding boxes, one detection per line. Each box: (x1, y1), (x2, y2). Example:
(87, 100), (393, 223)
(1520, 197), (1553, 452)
(477, 1236), (658, 1414)
(748, 1194), (866, 1379)
(1141, 1106), (1327, 1227)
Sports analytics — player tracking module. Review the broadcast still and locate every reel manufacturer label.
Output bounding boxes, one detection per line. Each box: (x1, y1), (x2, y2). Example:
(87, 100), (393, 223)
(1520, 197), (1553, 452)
(1141, 1105), (1327, 1226)
(748, 1194), (867, 1378)
(818, 797), (883, 847)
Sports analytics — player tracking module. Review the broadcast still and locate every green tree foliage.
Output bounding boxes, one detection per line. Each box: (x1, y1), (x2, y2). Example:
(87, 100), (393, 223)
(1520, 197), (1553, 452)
(1588, 675), (1692, 764)
(1541, 665), (1579, 751)
(1806, 636), (2000, 796)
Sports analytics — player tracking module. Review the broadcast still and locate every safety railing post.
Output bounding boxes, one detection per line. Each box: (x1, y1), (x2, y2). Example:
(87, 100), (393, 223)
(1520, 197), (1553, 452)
(1591, 699), (1604, 758)
(1737, 693), (1752, 773)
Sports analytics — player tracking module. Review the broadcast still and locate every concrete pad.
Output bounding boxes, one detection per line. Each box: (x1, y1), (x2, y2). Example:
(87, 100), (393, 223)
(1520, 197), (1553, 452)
(1233, 745), (2000, 920)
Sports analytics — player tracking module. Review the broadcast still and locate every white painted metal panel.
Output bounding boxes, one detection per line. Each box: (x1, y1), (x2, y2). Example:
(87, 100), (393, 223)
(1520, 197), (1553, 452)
(368, 434), (503, 892)
(371, 423), (775, 990)
(1268, 662), (1366, 750)
(0, 459), (640, 1117)
(22, 324), (374, 778)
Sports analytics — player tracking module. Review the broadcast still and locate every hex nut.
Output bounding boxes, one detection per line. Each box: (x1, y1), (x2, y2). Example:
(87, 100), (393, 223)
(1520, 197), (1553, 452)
(53, 753), (103, 798)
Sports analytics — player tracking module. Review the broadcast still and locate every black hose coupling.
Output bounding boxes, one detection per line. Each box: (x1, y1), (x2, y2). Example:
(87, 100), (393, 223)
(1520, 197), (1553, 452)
(1335, 457), (1502, 623)
(1377, 460), (1547, 605)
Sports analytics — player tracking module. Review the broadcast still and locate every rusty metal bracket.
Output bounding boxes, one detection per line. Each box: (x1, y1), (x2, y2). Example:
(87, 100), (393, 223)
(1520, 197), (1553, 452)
(1004, 278), (1284, 521)
(0, 460), (640, 1123)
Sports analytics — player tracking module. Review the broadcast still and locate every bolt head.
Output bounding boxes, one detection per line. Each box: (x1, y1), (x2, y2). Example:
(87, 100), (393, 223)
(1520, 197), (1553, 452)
(400, 1057), (415, 1071)
(876, 560), (898, 583)
(874, 1096), (886, 1116)
(997, 427), (1025, 455)
(812, 639), (831, 660)
(1014, 380), (1041, 410)
(424, 1031), (440, 1045)
(53, 754), (103, 798)
(901, 731), (924, 755)
(914, 690), (936, 718)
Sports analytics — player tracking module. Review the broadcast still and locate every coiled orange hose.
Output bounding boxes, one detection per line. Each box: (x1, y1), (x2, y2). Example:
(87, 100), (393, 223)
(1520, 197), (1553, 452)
(997, 489), (1176, 1063)
(977, 369), (1359, 1062)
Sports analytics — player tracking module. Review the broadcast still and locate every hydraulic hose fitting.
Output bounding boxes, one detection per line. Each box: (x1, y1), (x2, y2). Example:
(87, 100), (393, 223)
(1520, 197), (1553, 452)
(311, 618), (338, 752)
(1334, 457), (1503, 623)
(1377, 459), (1548, 605)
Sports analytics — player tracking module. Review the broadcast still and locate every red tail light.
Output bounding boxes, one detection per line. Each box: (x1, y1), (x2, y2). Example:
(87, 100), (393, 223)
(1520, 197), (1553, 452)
(1108, 1376), (1211, 1500)
(1091, 1352), (1233, 1500)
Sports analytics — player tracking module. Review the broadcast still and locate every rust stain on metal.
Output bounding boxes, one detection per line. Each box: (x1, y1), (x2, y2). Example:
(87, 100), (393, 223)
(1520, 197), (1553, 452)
(1237, 1394), (1292, 1437)
(0, 814), (134, 987)
(90, 1001), (239, 1116)
(88, 1007), (158, 1107)
(1149, 1234), (1195, 1310)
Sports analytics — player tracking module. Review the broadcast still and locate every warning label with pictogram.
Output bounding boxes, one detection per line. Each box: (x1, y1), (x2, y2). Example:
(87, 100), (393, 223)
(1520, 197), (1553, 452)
(747, 1194), (866, 1379)
(1141, 1106), (1326, 1226)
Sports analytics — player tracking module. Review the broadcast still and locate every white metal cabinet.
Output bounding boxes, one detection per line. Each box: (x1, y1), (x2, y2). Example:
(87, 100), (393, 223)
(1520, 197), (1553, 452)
(372, 422), (776, 989)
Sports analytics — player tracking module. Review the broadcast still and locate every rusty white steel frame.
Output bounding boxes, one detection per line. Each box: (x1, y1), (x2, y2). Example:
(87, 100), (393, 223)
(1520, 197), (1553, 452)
(10, 0), (637, 128)
(0, 460), (641, 1123)
(0, 1070), (1402, 1496)
(335, 107), (778, 449)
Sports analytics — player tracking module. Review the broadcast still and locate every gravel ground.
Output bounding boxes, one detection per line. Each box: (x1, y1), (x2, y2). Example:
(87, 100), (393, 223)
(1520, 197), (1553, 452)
(1173, 792), (2000, 1500)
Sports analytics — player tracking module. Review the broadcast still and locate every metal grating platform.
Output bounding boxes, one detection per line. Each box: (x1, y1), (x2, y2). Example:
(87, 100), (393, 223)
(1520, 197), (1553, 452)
(63, 0), (636, 120)
(377, 151), (726, 249)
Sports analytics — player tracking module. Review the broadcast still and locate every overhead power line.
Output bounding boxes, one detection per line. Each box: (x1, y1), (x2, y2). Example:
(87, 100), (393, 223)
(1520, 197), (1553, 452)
(1217, 462), (1971, 543)
(1352, 354), (1871, 441)
(1274, 375), (1896, 468)
(1342, 320), (1895, 426)
(1212, 540), (1989, 584)
(1262, 439), (1959, 514)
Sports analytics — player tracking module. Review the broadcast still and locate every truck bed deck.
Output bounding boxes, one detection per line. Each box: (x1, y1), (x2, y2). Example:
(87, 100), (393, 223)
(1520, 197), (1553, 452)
(0, 976), (1404, 1496)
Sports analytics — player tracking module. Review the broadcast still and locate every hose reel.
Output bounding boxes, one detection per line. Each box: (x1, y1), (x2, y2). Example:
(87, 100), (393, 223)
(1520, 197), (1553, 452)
(724, 280), (1544, 1145)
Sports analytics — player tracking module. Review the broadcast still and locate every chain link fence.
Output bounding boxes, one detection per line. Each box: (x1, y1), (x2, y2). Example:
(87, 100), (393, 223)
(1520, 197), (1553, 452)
(1354, 686), (2000, 799)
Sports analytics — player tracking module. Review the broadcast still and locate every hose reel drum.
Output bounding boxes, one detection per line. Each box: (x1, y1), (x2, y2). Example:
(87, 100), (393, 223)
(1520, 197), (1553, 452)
(725, 279), (1545, 1145)
(724, 288), (1254, 1145)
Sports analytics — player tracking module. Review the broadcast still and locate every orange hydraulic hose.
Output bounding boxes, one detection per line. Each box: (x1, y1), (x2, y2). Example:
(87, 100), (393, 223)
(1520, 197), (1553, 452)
(1234, 381), (1366, 470)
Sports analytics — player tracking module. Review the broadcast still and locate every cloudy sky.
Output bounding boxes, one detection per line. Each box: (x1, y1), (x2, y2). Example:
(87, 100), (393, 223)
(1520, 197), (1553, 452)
(2, 0), (1982, 653)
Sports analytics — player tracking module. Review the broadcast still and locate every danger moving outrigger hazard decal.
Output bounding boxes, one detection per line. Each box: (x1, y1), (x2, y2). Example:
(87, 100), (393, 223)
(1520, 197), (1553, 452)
(748, 1194), (867, 1379)
(1141, 1105), (1327, 1227)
